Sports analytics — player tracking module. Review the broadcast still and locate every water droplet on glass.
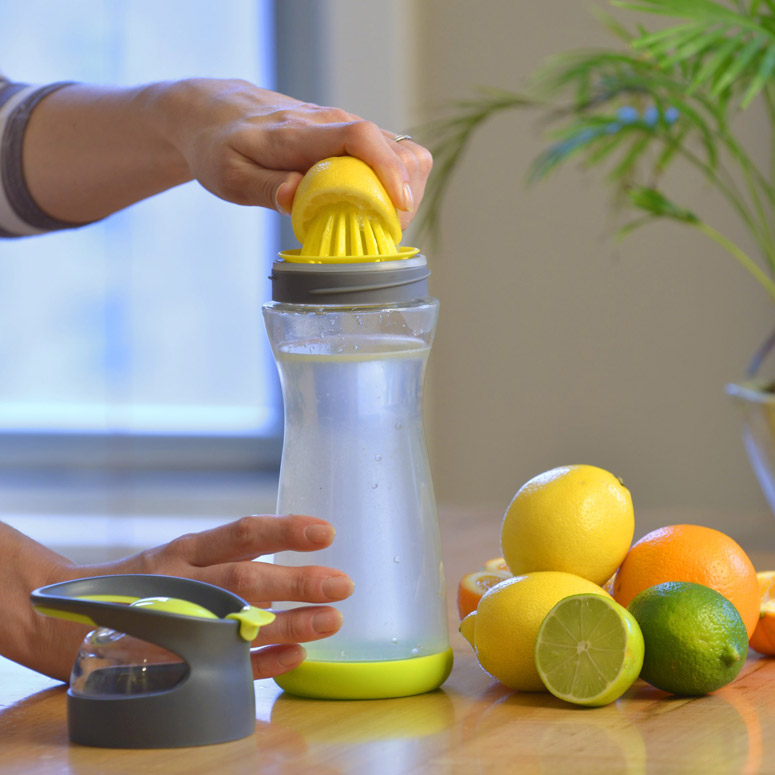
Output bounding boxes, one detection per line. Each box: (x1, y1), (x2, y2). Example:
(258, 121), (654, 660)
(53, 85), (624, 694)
(391, 637), (398, 644)
(372, 483), (379, 489)
(394, 422), (402, 430)
(374, 455), (382, 462)
(410, 648), (420, 656)
(340, 650), (347, 658)
(393, 555), (401, 564)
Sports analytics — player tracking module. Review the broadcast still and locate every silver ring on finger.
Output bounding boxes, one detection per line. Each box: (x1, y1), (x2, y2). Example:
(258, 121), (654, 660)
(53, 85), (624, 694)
(393, 134), (414, 143)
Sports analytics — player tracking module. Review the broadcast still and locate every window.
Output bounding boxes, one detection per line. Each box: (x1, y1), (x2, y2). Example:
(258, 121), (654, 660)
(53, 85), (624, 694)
(0, 0), (416, 556)
(0, 0), (280, 467)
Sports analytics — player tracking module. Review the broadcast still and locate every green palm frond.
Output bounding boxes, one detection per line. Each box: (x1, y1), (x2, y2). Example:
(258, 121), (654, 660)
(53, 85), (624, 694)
(531, 50), (723, 166)
(419, 89), (538, 239)
(614, 0), (763, 26)
(626, 185), (700, 222)
(417, 0), (775, 308)
(616, 0), (775, 106)
(590, 7), (638, 42)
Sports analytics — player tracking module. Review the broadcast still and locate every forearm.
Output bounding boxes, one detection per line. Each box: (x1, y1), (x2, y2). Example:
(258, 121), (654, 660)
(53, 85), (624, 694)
(3, 75), (430, 234)
(21, 81), (191, 223)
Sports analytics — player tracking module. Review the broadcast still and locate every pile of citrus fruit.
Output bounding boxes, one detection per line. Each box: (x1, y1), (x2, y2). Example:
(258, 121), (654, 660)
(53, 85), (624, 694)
(458, 463), (772, 707)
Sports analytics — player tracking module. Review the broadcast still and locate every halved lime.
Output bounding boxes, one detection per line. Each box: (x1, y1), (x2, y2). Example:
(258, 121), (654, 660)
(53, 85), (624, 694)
(535, 593), (644, 707)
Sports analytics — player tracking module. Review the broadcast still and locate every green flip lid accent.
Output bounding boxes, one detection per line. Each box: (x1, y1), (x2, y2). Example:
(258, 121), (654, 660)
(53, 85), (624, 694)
(226, 606), (276, 642)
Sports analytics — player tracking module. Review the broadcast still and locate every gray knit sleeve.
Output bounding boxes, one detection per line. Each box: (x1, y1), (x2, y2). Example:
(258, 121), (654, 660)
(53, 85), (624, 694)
(0, 76), (83, 238)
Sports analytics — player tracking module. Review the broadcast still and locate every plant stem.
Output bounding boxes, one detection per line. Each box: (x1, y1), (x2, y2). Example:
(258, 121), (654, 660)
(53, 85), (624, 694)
(666, 140), (775, 270)
(693, 221), (775, 302)
(716, 128), (775, 273)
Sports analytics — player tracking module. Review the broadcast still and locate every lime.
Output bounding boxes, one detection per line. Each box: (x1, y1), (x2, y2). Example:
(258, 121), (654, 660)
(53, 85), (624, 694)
(467, 571), (608, 692)
(627, 581), (749, 695)
(535, 593), (644, 706)
(501, 465), (634, 586)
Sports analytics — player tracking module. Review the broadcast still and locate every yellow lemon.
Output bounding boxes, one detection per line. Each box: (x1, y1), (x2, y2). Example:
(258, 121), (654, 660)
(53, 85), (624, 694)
(501, 464), (634, 586)
(467, 571), (608, 692)
(291, 156), (402, 252)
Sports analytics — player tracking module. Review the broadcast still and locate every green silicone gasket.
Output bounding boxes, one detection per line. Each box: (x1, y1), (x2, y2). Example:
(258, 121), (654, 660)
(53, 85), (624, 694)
(274, 648), (454, 700)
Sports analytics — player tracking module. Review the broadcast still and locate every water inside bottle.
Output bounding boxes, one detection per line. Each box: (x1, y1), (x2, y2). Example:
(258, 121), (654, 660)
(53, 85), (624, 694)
(273, 333), (448, 662)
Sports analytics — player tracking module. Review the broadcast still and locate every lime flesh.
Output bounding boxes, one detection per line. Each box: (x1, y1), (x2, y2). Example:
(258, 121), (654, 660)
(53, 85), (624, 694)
(535, 593), (644, 707)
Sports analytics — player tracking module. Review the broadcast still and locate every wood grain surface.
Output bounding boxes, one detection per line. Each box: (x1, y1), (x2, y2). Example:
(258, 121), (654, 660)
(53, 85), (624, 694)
(2, 506), (775, 774)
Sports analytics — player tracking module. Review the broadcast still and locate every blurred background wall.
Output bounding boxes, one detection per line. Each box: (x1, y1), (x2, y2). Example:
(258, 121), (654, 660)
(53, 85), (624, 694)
(277, 0), (773, 542)
(3, 0), (772, 560)
(409, 0), (773, 539)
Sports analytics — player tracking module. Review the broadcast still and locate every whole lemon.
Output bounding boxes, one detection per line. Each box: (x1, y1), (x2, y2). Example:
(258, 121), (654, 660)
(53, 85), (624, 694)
(501, 465), (634, 585)
(465, 571), (608, 692)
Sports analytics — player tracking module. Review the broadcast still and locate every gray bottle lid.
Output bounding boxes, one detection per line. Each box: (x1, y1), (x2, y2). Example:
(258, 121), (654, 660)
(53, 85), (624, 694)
(269, 253), (430, 305)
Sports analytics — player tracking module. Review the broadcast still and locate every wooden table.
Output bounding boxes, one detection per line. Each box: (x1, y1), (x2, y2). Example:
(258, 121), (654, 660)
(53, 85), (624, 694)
(3, 507), (775, 774)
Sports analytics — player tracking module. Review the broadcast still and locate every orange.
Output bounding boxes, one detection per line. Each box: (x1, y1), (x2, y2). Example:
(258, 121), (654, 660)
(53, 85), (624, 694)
(613, 524), (760, 638)
(457, 570), (511, 619)
(749, 570), (775, 655)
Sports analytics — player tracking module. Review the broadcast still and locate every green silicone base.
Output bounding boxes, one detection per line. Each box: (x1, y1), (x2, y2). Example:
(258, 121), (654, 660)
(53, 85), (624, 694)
(273, 648), (454, 700)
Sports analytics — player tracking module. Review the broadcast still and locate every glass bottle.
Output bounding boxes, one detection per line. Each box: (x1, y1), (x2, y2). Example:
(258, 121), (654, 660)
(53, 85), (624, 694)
(263, 255), (452, 699)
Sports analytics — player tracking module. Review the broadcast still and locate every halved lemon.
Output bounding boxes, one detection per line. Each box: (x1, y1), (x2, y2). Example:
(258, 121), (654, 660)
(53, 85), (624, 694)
(291, 156), (402, 255)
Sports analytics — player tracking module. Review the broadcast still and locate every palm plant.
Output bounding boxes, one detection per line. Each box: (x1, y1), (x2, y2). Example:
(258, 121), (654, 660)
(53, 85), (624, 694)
(421, 0), (775, 380)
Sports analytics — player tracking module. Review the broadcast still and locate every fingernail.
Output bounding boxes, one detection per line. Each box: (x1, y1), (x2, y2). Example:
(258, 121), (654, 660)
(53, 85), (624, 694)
(279, 644), (306, 668)
(322, 575), (355, 600)
(305, 524), (334, 546)
(274, 182), (291, 215)
(312, 609), (343, 635)
(401, 182), (414, 212)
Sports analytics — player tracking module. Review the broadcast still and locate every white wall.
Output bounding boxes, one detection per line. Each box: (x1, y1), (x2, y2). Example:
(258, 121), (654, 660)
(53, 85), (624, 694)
(275, 0), (774, 542)
(414, 0), (773, 539)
